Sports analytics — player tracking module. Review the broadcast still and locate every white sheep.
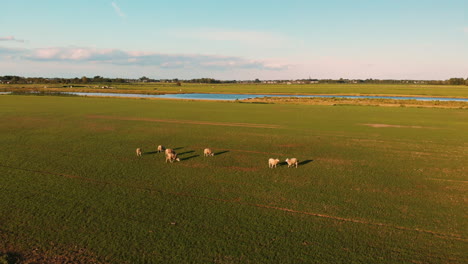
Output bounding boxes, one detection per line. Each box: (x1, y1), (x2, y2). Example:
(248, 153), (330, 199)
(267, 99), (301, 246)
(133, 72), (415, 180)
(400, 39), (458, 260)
(165, 148), (175, 155)
(136, 148), (142, 157)
(203, 148), (214, 157)
(268, 158), (280, 168)
(285, 158), (298, 168)
(157, 145), (165, 153)
(165, 152), (180, 163)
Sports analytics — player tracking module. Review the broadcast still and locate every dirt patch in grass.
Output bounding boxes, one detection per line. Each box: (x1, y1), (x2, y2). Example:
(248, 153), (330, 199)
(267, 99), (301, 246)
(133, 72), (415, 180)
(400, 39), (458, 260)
(88, 115), (281, 129)
(179, 163), (209, 169)
(361, 123), (436, 129)
(351, 138), (387, 143)
(427, 178), (468, 184)
(429, 167), (468, 174)
(2, 116), (53, 129)
(278, 178), (314, 188)
(222, 166), (259, 172)
(82, 122), (115, 132)
(277, 144), (305, 148)
(237, 132), (281, 138)
(188, 145), (284, 156)
(214, 148), (284, 156)
(315, 157), (354, 165)
(250, 204), (466, 241)
(390, 150), (442, 159)
(402, 151), (432, 156)
(179, 161), (258, 171)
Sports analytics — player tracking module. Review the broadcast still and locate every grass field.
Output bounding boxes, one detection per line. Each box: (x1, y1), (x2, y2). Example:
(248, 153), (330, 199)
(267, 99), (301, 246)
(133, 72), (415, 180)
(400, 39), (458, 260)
(2, 83), (468, 98)
(1, 95), (467, 263)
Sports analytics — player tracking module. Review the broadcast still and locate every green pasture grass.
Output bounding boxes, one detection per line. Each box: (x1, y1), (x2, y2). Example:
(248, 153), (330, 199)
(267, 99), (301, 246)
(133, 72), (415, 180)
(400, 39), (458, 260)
(0, 95), (466, 263)
(2, 82), (468, 98)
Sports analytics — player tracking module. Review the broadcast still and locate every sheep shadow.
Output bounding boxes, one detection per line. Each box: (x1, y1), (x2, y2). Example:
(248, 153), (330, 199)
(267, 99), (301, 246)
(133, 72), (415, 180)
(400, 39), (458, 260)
(214, 150), (229, 156)
(180, 154), (199, 161)
(276, 160), (313, 167)
(173, 147), (184, 151)
(145, 151), (158, 155)
(178, 150), (195, 155)
(298, 159), (314, 166)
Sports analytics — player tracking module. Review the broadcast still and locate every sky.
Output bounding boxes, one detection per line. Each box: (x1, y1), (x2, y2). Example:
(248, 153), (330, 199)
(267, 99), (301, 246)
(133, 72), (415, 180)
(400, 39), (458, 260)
(1, 0), (467, 80)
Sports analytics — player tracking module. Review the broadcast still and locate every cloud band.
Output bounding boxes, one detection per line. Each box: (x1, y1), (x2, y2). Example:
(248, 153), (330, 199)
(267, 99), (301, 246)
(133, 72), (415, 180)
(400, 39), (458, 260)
(0, 36), (25, 43)
(0, 46), (288, 71)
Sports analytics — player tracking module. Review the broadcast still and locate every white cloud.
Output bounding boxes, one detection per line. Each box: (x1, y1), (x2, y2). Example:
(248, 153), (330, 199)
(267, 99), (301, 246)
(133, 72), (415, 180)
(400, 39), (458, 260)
(111, 2), (126, 18)
(0, 36), (25, 43)
(1, 46), (288, 71)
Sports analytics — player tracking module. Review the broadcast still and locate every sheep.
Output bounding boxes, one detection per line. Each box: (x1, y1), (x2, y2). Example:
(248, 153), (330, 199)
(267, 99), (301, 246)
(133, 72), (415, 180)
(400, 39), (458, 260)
(157, 145), (165, 153)
(203, 148), (214, 157)
(285, 158), (298, 168)
(268, 158), (280, 168)
(136, 148), (142, 157)
(165, 148), (175, 155)
(165, 152), (180, 163)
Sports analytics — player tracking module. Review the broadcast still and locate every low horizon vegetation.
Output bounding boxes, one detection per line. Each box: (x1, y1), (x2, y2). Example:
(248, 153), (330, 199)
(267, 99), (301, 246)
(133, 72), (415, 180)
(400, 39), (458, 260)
(2, 88), (468, 109)
(2, 82), (468, 99)
(242, 96), (468, 109)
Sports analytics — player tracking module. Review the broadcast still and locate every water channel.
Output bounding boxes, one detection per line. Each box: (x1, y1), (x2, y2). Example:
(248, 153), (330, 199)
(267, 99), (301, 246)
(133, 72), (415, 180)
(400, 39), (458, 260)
(64, 92), (468, 102)
(2, 91), (467, 102)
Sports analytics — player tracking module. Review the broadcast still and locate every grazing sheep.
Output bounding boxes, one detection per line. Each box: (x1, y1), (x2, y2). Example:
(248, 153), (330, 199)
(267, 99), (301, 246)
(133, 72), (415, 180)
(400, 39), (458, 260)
(285, 158), (298, 168)
(165, 148), (175, 155)
(165, 152), (180, 163)
(136, 148), (142, 157)
(157, 145), (165, 153)
(268, 158), (280, 168)
(203, 148), (214, 157)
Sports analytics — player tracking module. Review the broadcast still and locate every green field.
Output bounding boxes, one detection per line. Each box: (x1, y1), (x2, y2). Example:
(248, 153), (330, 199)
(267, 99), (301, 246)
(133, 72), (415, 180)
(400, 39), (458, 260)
(2, 83), (468, 98)
(1, 95), (467, 263)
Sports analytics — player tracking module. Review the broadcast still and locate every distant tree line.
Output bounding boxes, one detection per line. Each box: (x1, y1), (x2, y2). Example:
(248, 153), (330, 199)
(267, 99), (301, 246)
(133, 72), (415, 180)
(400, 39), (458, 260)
(0, 75), (127, 84)
(314, 78), (468, 85)
(1, 75), (467, 85)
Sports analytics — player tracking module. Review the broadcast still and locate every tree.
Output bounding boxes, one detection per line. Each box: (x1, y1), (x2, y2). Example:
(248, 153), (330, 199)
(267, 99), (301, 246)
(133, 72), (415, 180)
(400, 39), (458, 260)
(81, 76), (88, 83)
(139, 76), (150, 82)
(93, 76), (104, 83)
(448, 78), (465, 85)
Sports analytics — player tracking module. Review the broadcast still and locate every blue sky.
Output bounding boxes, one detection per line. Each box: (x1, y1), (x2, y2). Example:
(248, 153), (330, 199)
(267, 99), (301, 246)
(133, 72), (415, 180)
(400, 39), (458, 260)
(1, 0), (467, 80)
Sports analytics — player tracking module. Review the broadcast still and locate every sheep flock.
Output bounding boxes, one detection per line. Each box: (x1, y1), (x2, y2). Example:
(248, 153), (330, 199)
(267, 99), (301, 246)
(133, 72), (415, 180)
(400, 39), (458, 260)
(136, 146), (300, 168)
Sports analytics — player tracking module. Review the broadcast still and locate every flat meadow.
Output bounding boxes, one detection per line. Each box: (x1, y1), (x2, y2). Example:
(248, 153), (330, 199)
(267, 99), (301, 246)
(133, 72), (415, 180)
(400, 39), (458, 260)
(0, 94), (467, 263)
